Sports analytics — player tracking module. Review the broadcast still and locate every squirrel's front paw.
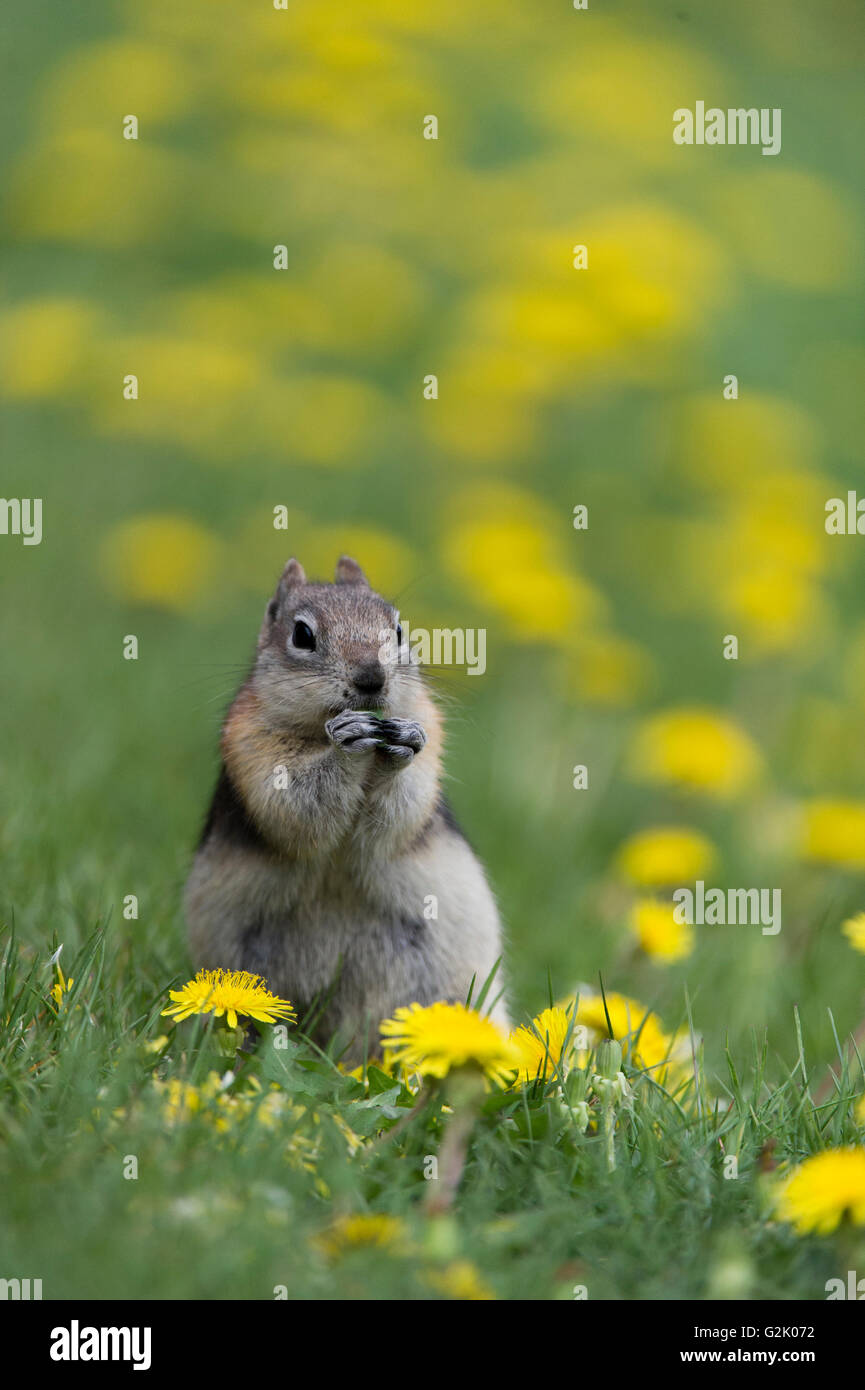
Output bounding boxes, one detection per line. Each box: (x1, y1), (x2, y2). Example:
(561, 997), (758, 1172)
(326, 712), (426, 768)
(325, 711), (384, 753)
(375, 718), (426, 767)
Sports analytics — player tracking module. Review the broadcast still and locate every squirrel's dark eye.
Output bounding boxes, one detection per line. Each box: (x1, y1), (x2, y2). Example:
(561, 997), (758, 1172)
(291, 620), (316, 652)
(396, 623), (403, 646)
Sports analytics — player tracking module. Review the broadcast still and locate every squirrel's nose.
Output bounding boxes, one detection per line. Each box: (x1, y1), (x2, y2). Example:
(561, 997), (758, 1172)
(352, 660), (385, 694)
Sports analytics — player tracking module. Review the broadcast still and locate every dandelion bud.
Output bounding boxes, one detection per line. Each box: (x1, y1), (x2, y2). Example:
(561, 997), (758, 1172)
(571, 1100), (590, 1132)
(595, 1038), (623, 1080)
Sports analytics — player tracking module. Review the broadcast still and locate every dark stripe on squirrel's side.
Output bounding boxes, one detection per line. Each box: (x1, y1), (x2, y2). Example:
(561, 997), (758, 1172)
(437, 795), (467, 840)
(241, 917), (290, 980)
(198, 765), (269, 853)
(409, 794), (469, 853)
(200, 765), (466, 859)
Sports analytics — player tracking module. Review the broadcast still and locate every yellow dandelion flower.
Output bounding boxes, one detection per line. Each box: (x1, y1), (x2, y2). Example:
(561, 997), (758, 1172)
(775, 1149), (865, 1236)
(567, 989), (685, 1079)
(628, 706), (761, 799)
(842, 913), (865, 954)
(315, 1213), (407, 1258)
(162, 969), (296, 1030)
(616, 825), (716, 887)
(510, 1006), (575, 1084)
(379, 1002), (519, 1086)
(801, 799), (865, 870)
(630, 897), (694, 963)
(425, 1260), (495, 1301)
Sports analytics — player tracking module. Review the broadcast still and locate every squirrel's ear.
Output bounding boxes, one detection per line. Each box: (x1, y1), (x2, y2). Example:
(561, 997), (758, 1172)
(279, 557), (307, 590)
(334, 555), (369, 587)
(259, 557), (306, 645)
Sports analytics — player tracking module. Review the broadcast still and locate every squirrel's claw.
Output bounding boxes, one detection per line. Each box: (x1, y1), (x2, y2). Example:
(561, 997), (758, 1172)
(378, 719), (426, 753)
(325, 711), (383, 750)
(325, 712), (426, 766)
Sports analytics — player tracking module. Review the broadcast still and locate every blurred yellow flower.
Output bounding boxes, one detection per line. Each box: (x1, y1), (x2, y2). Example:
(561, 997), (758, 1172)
(710, 169), (861, 291)
(443, 486), (606, 643)
(734, 500), (826, 578)
(535, 27), (724, 171)
(775, 1149), (865, 1236)
(0, 299), (101, 399)
(476, 557), (600, 640)
(295, 243), (428, 356)
(557, 632), (654, 709)
(95, 334), (264, 457)
(38, 39), (194, 129)
(616, 826), (717, 887)
(510, 1006), (575, 1085)
(425, 1260), (495, 1301)
(155, 1075), (210, 1124)
(583, 203), (728, 344)
(258, 374), (386, 467)
(841, 913), (865, 953)
(10, 131), (187, 247)
(474, 203), (728, 396)
(801, 799), (865, 870)
(422, 345), (541, 463)
(627, 707), (761, 799)
(99, 514), (222, 612)
(720, 567), (828, 657)
(166, 275), (312, 354)
(315, 1213), (408, 1258)
(630, 898), (694, 963)
(665, 394), (820, 493)
(465, 280), (614, 373)
(657, 394), (836, 657)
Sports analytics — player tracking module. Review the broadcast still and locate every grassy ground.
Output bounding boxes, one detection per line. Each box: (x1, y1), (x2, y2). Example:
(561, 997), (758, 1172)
(1, 911), (863, 1301)
(3, 0), (865, 1300)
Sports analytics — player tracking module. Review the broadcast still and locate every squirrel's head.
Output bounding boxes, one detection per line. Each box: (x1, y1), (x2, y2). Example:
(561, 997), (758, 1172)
(251, 555), (421, 730)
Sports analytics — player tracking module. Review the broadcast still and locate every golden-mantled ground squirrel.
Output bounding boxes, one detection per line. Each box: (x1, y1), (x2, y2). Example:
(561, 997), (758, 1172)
(185, 555), (508, 1060)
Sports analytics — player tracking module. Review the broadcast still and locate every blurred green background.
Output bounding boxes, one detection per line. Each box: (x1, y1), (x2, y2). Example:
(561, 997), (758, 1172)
(2, 0), (865, 1076)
